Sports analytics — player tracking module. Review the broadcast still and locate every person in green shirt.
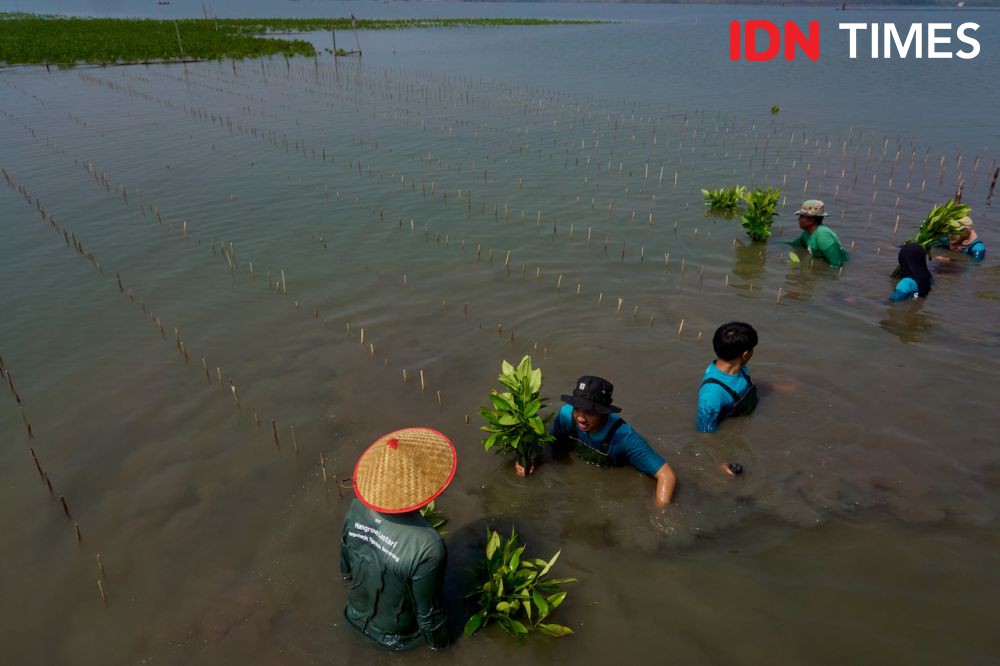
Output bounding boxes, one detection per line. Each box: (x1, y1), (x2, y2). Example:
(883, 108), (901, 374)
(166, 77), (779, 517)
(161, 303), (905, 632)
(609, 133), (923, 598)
(340, 427), (458, 651)
(787, 199), (847, 268)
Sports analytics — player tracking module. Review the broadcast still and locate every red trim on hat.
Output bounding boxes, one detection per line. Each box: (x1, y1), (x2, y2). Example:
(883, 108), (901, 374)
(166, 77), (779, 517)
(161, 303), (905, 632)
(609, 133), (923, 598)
(352, 427), (458, 514)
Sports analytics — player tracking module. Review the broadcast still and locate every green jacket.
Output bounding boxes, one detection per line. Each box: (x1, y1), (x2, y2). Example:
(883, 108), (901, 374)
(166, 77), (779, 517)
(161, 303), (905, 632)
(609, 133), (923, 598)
(789, 224), (848, 268)
(340, 499), (449, 650)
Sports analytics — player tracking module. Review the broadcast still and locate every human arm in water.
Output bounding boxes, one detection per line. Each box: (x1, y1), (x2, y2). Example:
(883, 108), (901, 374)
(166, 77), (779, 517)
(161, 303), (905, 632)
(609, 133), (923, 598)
(654, 462), (677, 507)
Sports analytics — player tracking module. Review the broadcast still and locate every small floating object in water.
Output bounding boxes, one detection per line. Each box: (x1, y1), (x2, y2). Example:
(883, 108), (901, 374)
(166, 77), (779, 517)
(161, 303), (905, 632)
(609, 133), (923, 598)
(788, 252), (800, 264)
(728, 463), (744, 475)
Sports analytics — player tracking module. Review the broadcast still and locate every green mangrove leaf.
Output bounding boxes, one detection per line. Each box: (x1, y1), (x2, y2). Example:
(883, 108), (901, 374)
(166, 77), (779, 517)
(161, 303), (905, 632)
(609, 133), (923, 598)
(486, 530), (501, 560)
(532, 589), (550, 618)
(537, 623), (574, 637)
(788, 251), (800, 264)
(464, 611), (487, 637)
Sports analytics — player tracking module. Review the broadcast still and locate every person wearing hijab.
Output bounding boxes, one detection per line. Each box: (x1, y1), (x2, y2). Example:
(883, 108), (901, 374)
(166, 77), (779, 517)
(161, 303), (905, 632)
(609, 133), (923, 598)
(890, 243), (932, 301)
(943, 216), (986, 261)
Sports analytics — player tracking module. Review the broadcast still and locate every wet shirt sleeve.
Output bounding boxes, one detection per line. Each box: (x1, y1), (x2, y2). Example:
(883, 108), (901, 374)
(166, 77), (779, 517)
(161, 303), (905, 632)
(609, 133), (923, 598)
(787, 232), (808, 248)
(411, 540), (449, 649)
(340, 508), (353, 578)
(815, 228), (846, 267)
(696, 384), (724, 433)
(889, 277), (918, 302)
(617, 427), (666, 476)
(551, 404), (573, 443)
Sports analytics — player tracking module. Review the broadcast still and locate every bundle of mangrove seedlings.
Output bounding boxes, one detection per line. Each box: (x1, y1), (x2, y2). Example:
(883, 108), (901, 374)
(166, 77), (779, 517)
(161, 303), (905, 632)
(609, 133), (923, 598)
(480, 355), (553, 475)
(740, 186), (781, 242)
(464, 527), (575, 639)
(891, 199), (971, 277)
(701, 185), (747, 214)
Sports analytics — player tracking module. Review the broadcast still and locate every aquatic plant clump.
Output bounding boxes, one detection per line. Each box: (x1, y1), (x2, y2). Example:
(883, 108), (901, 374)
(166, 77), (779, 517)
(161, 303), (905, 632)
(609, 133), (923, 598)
(464, 527), (575, 639)
(0, 14), (606, 66)
(740, 186), (781, 242)
(480, 355), (554, 474)
(701, 185), (747, 214)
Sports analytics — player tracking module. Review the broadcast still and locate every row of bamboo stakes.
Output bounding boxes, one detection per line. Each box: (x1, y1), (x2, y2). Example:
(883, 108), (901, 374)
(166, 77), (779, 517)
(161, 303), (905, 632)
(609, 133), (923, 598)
(22, 67), (967, 360)
(16, 66), (986, 356)
(16, 65), (995, 377)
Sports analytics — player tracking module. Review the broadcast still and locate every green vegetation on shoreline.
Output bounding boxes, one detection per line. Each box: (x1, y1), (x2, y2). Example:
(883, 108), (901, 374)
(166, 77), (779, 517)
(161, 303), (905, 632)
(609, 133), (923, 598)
(0, 14), (605, 66)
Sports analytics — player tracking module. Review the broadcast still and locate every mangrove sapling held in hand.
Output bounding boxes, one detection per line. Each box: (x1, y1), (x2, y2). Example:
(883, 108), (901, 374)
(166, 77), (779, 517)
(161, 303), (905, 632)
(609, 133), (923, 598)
(464, 527), (575, 639)
(740, 186), (781, 242)
(480, 356), (554, 475)
(891, 199), (971, 278)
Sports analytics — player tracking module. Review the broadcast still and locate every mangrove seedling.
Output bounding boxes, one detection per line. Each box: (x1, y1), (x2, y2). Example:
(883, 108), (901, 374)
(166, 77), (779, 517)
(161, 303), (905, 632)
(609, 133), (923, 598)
(701, 185), (747, 214)
(740, 186), (781, 242)
(770, 105), (781, 114)
(891, 199), (971, 277)
(480, 356), (554, 474)
(464, 527), (575, 639)
(419, 501), (448, 533)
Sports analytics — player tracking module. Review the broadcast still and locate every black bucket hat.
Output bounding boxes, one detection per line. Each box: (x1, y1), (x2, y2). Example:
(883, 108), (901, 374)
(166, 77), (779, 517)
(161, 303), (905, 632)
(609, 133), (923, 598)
(561, 376), (622, 414)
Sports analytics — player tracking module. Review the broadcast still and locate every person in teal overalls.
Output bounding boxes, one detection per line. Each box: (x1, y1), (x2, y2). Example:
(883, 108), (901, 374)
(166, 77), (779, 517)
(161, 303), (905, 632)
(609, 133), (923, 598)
(697, 323), (760, 475)
(786, 199), (848, 268)
(340, 427), (457, 651)
(531, 376), (677, 507)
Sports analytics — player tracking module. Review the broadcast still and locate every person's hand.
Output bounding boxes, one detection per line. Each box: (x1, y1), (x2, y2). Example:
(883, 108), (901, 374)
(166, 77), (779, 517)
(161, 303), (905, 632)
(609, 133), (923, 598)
(514, 460), (536, 476)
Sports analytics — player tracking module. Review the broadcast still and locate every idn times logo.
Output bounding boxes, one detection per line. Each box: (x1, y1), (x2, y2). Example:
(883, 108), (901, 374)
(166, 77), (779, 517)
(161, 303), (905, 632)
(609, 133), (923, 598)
(730, 20), (981, 61)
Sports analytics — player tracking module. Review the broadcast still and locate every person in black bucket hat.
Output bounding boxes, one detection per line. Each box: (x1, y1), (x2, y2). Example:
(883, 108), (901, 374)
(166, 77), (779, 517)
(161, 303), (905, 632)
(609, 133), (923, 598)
(516, 375), (677, 508)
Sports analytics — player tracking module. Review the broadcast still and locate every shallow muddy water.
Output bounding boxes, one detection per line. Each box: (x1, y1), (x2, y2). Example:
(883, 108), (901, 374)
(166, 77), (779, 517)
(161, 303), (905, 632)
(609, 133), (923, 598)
(1, 4), (999, 665)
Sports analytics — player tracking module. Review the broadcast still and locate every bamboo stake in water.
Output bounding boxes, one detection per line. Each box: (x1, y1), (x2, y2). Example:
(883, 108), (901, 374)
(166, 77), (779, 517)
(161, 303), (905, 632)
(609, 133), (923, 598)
(271, 419), (281, 450)
(776, 288), (783, 304)
(97, 579), (108, 606)
(290, 426), (299, 454)
(677, 319), (685, 337)
(97, 553), (105, 579)
(436, 390), (443, 409)
(419, 370), (426, 391)
(60, 495), (72, 520)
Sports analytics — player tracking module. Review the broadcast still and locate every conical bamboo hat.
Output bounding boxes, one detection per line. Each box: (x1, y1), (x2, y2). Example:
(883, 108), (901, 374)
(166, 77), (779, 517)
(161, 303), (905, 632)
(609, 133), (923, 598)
(352, 428), (457, 513)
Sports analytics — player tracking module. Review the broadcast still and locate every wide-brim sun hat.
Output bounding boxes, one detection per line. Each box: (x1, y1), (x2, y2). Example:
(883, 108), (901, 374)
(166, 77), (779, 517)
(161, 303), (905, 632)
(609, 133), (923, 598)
(794, 199), (829, 217)
(352, 427), (457, 513)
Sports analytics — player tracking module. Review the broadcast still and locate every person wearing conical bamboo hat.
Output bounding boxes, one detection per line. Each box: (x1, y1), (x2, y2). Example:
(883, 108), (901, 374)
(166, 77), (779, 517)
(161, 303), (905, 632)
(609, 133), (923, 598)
(340, 427), (457, 651)
(786, 199), (848, 268)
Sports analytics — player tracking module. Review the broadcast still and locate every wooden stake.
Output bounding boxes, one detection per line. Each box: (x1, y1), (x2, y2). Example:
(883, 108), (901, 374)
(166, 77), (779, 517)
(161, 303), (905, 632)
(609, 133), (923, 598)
(97, 579), (108, 606)
(319, 452), (328, 482)
(96, 553), (105, 579)
(60, 495), (72, 519)
(776, 288), (783, 304)
(677, 319), (685, 337)
(290, 426), (299, 454)
(436, 390), (443, 408)
(419, 370), (426, 391)
(74, 523), (82, 542)
(271, 419), (281, 450)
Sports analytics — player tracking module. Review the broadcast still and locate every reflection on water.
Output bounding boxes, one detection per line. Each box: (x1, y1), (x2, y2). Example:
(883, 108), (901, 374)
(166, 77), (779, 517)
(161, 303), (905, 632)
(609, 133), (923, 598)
(880, 299), (935, 345)
(731, 240), (766, 283)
